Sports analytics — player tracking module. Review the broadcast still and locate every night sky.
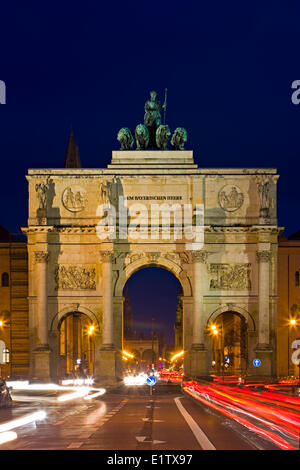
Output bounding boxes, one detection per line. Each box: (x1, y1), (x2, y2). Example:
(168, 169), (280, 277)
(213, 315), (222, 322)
(1, 1), (300, 345)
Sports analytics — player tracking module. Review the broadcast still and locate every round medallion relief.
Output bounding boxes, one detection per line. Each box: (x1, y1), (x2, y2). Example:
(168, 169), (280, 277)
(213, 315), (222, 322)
(62, 186), (87, 212)
(218, 185), (244, 212)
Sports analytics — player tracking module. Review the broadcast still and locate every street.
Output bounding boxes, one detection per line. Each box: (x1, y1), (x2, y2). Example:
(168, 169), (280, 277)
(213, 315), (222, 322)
(0, 381), (284, 451)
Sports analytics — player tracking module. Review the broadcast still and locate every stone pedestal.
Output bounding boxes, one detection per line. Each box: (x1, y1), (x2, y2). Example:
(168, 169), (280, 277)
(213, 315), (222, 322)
(31, 347), (51, 382)
(185, 347), (207, 378)
(96, 349), (122, 385)
(253, 346), (273, 377)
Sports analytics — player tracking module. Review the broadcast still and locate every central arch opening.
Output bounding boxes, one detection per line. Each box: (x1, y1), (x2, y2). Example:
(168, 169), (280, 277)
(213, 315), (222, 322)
(122, 266), (182, 374)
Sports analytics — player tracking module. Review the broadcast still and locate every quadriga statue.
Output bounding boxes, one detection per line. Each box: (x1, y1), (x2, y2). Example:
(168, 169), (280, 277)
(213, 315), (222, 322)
(117, 128), (134, 150)
(171, 127), (187, 150)
(135, 124), (149, 150)
(156, 124), (171, 150)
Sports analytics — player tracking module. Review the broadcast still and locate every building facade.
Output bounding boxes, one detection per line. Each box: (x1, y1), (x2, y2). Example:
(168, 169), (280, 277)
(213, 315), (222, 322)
(17, 147), (281, 384)
(0, 226), (28, 378)
(277, 231), (300, 377)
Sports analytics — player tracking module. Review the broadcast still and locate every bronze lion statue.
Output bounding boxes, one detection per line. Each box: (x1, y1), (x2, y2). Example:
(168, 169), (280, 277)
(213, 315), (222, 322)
(171, 127), (187, 150)
(135, 124), (149, 150)
(155, 124), (171, 150)
(117, 127), (134, 150)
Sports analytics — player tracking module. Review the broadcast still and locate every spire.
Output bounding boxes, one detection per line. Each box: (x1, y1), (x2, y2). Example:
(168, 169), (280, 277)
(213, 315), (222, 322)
(64, 129), (81, 168)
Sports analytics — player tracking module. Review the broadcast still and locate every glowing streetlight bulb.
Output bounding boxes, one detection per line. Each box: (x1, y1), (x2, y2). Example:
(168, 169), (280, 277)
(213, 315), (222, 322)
(289, 319), (296, 326)
(88, 325), (95, 335)
(213, 329), (218, 335)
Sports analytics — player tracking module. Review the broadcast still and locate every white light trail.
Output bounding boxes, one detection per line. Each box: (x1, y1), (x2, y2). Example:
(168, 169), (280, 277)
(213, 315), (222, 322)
(0, 411), (46, 433)
(84, 389), (106, 400)
(6, 379), (106, 402)
(0, 431), (18, 445)
(57, 388), (90, 402)
(124, 373), (147, 386)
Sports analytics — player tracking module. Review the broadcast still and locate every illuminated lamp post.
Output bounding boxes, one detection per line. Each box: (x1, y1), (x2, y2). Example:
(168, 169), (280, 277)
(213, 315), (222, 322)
(87, 325), (95, 376)
(288, 319), (296, 377)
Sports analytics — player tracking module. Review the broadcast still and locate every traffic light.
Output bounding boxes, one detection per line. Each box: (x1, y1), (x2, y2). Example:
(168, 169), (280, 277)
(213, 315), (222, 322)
(151, 363), (155, 371)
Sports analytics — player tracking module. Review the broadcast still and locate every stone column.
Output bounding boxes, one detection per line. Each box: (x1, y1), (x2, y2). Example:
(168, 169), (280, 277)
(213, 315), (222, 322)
(100, 251), (114, 350)
(97, 250), (122, 385)
(191, 250), (207, 349)
(256, 250), (271, 347)
(35, 251), (49, 346)
(187, 250), (208, 378)
(32, 250), (51, 382)
(255, 249), (273, 376)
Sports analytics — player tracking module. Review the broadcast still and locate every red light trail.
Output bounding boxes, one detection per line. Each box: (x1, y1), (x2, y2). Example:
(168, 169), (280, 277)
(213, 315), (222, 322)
(182, 380), (300, 450)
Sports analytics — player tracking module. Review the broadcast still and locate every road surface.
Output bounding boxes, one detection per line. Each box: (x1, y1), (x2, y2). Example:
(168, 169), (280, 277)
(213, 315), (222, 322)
(0, 382), (280, 451)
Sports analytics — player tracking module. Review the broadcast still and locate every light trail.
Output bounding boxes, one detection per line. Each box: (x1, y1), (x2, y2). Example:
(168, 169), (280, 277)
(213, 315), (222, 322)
(57, 388), (90, 402)
(159, 370), (183, 382)
(6, 380), (107, 402)
(84, 390), (106, 400)
(183, 380), (300, 450)
(0, 411), (46, 433)
(0, 431), (18, 445)
(123, 373), (147, 386)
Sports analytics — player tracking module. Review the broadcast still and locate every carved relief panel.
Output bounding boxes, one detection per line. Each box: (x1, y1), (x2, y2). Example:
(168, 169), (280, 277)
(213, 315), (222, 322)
(55, 265), (96, 290)
(208, 263), (251, 290)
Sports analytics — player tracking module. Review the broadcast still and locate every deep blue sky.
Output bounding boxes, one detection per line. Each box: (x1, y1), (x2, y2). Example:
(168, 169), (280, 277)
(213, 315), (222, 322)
(1, 1), (300, 237)
(1, 1), (300, 345)
(124, 267), (181, 345)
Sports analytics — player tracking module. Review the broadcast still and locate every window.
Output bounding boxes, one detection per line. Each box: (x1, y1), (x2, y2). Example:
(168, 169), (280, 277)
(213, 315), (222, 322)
(296, 271), (300, 287)
(0, 340), (7, 364)
(1, 273), (9, 287)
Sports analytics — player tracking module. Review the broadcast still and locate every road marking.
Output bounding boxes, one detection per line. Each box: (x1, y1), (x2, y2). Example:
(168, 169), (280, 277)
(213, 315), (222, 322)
(136, 436), (166, 445)
(79, 433), (92, 439)
(142, 418), (164, 423)
(174, 397), (216, 450)
(67, 442), (83, 449)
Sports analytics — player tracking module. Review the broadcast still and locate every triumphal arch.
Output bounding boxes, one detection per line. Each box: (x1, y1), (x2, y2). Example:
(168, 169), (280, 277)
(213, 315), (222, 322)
(23, 92), (280, 384)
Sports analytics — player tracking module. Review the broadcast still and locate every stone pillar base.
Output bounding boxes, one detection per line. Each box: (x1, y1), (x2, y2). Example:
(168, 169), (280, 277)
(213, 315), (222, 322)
(252, 345), (273, 377)
(31, 346), (51, 382)
(185, 347), (207, 378)
(95, 349), (122, 386)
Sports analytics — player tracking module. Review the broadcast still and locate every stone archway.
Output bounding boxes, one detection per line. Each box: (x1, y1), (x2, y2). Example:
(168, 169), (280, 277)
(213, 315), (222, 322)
(207, 307), (252, 376)
(50, 306), (100, 381)
(113, 253), (193, 376)
(114, 252), (192, 298)
(56, 311), (95, 379)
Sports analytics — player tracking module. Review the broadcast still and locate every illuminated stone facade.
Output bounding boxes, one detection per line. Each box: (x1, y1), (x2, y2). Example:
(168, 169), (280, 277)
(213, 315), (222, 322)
(20, 150), (281, 383)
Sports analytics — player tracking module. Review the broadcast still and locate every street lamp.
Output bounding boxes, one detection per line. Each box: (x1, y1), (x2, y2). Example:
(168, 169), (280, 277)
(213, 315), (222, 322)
(288, 318), (297, 377)
(210, 324), (219, 373)
(87, 324), (96, 376)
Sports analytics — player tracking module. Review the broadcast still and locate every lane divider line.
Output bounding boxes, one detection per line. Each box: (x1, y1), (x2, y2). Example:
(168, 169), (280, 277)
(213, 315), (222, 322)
(174, 397), (216, 450)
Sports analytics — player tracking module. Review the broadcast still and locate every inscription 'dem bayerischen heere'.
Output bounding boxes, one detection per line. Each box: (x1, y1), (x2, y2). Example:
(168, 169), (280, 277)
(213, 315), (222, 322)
(123, 195), (183, 201)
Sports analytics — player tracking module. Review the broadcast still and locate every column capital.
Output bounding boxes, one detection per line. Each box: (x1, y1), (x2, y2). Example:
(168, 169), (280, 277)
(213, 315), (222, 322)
(34, 251), (49, 263)
(99, 251), (114, 263)
(256, 250), (271, 263)
(191, 250), (208, 263)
